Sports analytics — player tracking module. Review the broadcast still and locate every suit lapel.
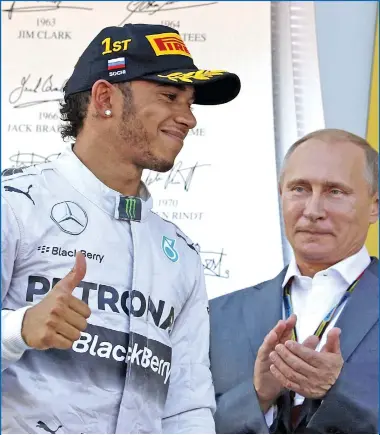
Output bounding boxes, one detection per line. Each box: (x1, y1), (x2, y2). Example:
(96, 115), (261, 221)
(296, 259), (379, 431)
(242, 268), (287, 356)
(297, 275), (379, 433)
(335, 257), (379, 361)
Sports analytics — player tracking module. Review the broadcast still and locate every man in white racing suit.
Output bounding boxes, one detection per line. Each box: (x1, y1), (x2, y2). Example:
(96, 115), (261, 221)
(1, 23), (241, 434)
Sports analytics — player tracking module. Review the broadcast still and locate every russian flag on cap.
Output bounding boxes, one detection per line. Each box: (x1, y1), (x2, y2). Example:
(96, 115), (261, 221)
(108, 57), (126, 71)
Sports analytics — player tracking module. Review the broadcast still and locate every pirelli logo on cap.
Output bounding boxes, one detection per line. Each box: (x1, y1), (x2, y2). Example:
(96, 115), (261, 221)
(146, 32), (192, 58)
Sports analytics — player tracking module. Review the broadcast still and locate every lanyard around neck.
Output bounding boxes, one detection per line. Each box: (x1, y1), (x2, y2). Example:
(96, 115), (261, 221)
(283, 271), (364, 342)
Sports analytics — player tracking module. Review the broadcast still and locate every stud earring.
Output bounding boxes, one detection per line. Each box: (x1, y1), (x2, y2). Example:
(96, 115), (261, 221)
(105, 109), (112, 117)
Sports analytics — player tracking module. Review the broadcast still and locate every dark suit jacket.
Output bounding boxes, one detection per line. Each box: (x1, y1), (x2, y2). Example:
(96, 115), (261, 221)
(209, 258), (378, 434)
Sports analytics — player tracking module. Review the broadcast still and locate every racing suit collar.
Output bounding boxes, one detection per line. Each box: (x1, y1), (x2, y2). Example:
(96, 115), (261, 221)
(54, 146), (153, 222)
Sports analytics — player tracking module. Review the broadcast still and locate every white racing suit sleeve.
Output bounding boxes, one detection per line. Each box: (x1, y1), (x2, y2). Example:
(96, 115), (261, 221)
(162, 256), (216, 434)
(1, 196), (31, 371)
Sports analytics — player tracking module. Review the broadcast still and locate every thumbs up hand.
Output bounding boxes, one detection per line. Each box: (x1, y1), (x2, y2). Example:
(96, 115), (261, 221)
(22, 252), (91, 350)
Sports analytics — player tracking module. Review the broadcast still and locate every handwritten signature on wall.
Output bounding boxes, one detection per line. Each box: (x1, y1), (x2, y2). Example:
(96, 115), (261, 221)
(118, 1), (218, 26)
(9, 74), (66, 109)
(144, 161), (210, 192)
(200, 249), (229, 279)
(7, 152), (62, 167)
(2, 1), (93, 20)
(2, 1), (218, 26)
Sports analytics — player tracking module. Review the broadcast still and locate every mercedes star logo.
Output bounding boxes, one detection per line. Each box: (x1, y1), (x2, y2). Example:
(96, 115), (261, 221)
(50, 201), (88, 235)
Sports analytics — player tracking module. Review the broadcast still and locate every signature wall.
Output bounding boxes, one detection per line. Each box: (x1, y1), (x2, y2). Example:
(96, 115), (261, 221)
(1, 1), (284, 299)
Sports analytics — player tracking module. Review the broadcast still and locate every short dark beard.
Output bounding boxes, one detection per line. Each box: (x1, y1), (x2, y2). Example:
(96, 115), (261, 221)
(118, 91), (174, 173)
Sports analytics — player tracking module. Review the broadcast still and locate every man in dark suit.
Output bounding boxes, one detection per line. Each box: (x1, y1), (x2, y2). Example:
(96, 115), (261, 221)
(210, 129), (378, 433)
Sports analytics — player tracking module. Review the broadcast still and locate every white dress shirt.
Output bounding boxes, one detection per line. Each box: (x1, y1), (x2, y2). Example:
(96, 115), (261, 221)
(265, 245), (370, 425)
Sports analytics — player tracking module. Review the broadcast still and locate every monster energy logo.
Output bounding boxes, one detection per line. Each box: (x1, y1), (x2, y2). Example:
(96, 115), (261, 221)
(118, 196), (142, 221)
(125, 198), (137, 219)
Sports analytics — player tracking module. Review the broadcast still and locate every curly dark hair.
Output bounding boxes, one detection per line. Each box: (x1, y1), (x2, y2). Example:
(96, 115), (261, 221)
(59, 90), (91, 141)
(59, 82), (132, 141)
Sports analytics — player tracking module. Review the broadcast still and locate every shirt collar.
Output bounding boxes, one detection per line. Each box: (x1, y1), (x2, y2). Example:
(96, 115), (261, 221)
(54, 145), (153, 222)
(282, 245), (371, 288)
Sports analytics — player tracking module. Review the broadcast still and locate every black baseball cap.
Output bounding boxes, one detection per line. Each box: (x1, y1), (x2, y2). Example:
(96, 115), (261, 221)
(64, 23), (241, 105)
